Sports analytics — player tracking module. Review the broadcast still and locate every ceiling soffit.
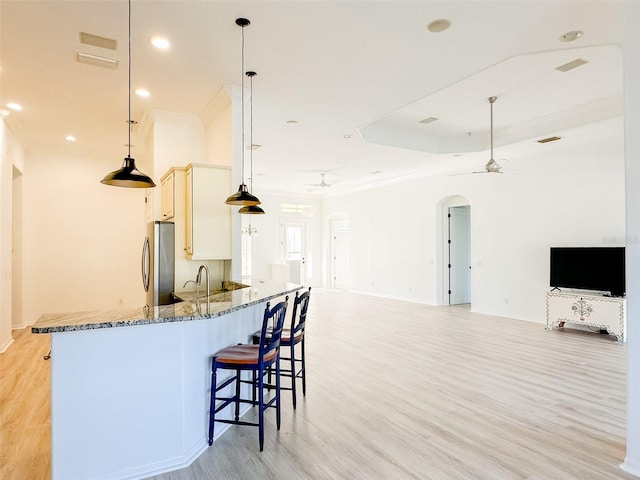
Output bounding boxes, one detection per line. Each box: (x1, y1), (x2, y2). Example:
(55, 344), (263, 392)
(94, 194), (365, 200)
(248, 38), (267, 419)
(359, 44), (623, 155)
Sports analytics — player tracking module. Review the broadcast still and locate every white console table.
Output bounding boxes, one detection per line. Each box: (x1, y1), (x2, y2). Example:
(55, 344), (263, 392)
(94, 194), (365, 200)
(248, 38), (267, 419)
(545, 291), (626, 343)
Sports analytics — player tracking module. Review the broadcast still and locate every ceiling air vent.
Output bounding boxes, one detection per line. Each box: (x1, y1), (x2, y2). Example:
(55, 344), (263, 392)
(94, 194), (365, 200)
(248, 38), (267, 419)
(76, 52), (118, 69)
(537, 136), (562, 144)
(419, 117), (439, 125)
(80, 32), (117, 50)
(555, 58), (589, 72)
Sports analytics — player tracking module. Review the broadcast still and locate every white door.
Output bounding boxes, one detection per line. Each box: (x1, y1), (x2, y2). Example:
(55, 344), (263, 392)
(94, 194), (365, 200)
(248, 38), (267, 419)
(448, 206), (471, 305)
(331, 218), (350, 289)
(281, 221), (310, 285)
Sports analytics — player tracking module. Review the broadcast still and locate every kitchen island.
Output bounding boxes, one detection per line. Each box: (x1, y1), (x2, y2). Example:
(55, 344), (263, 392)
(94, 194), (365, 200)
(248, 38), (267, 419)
(32, 280), (302, 480)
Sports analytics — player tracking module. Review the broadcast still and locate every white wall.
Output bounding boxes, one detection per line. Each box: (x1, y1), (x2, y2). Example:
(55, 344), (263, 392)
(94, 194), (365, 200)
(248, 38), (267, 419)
(323, 118), (625, 324)
(0, 122), (27, 349)
(22, 150), (146, 326)
(0, 122), (12, 350)
(624, 1), (640, 475)
(244, 192), (323, 288)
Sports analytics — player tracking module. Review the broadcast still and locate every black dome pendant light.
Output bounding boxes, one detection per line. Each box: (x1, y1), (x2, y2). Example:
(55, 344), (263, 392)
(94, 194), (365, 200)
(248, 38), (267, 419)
(101, 0), (156, 188)
(225, 18), (261, 206)
(239, 71), (265, 215)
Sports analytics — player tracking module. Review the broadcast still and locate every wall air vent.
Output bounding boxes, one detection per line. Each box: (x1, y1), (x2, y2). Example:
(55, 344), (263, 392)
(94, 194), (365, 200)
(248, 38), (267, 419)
(419, 117), (439, 125)
(80, 32), (117, 50)
(555, 58), (589, 72)
(537, 136), (562, 144)
(76, 52), (118, 69)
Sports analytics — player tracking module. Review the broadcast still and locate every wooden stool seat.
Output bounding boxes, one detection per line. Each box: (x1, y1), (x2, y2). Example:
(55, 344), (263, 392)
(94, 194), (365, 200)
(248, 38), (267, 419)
(263, 328), (303, 344)
(215, 345), (277, 365)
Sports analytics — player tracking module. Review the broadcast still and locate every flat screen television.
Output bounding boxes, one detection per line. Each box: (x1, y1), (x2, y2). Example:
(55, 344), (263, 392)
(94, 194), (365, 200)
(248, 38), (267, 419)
(550, 247), (625, 297)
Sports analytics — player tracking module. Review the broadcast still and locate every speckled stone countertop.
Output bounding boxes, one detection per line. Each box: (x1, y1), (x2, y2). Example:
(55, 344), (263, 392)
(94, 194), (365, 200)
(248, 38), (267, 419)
(32, 280), (303, 334)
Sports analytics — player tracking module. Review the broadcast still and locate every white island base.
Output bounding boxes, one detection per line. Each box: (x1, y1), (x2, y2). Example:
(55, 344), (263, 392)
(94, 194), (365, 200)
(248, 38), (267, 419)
(35, 281), (302, 480)
(51, 305), (262, 480)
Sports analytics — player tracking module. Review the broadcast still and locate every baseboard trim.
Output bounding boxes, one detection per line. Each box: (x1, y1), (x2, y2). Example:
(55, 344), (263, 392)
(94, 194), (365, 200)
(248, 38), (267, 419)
(90, 439), (208, 480)
(0, 335), (14, 353)
(348, 289), (437, 306)
(622, 458), (640, 478)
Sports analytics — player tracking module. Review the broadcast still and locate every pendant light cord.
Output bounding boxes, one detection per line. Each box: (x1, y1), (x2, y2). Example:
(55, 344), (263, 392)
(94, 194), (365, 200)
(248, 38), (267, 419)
(490, 98), (493, 160)
(128, 0), (132, 159)
(240, 23), (245, 185)
(249, 72), (253, 191)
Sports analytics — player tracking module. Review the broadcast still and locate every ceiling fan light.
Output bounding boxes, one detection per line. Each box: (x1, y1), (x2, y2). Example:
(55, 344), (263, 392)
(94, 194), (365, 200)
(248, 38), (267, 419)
(101, 156), (156, 188)
(225, 183), (261, 206)
(239, 204), (266, 214)
(485, 158), (502, 173)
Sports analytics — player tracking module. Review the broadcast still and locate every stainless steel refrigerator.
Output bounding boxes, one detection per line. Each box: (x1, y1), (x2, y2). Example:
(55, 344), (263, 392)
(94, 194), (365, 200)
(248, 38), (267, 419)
(142, 221), (175, 306)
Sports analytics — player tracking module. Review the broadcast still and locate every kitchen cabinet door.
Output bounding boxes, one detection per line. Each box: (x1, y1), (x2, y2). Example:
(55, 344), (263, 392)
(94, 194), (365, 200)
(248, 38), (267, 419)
(160, 170), (175, 220)
(185, 164), (232, 260)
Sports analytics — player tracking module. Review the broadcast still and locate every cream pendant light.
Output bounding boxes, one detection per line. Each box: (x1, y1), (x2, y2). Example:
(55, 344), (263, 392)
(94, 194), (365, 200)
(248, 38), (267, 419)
(239, 71), (265, 215)
(101, 0), (156, 188)
(225, 18), (261, 206)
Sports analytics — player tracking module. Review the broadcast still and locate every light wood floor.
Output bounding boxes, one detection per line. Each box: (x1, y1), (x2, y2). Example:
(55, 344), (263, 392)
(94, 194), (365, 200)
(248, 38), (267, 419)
(1, 326), (51, 480)
(2, 289), (636, 480)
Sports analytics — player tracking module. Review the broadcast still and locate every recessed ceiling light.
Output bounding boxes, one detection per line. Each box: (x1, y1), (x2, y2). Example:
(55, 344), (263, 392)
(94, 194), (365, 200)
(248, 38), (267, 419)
(150, 36), (170, 50)
(560, 30), (583, 42)
(135, 88), (150, 97)
(427, 19), (451, 33)
(6, 102), (23, 111)
(65, 135), (77, 142)
(343, 134), (352, 139)
(286, 120), (298, 125)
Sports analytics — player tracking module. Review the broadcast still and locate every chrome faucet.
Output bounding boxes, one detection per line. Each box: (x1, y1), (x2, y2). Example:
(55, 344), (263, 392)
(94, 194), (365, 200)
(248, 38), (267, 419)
(196, 264), (210, 298)
(183, 279), (199, 297)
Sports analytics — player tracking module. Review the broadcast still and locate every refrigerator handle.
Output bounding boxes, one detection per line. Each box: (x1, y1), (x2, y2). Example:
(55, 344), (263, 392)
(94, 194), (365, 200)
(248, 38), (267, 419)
(142, 236), (150, 292)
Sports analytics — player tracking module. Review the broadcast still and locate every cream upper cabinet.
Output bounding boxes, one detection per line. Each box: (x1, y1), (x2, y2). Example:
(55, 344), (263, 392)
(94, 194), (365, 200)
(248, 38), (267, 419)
(160, 170), (175, 220)
(185, 164), (232, 260)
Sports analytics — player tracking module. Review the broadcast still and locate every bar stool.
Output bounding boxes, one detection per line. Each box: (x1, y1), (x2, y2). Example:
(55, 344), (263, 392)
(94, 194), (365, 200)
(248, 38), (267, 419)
(208, 298), (288, 451)
(253, 287), (311, 409)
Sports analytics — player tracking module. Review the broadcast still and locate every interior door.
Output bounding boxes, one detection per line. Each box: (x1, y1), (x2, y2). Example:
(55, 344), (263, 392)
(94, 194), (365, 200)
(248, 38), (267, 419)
(282, 221), (309, 284)
(448, 205), (471, 305)
(331, 218), (350, 289)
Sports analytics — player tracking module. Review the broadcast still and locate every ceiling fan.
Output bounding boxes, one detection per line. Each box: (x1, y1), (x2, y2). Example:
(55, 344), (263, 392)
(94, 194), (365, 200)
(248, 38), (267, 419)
(452, 96), (504, 175)
(306, 172), (333, 188)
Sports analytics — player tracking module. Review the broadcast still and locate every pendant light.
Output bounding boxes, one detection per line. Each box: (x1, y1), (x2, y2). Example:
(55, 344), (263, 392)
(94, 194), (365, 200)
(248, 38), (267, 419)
(101, 0), (155, 188)
(225, 18), (261, 206)
(239, 71), (265, 215)
(484, 96), (502, 174)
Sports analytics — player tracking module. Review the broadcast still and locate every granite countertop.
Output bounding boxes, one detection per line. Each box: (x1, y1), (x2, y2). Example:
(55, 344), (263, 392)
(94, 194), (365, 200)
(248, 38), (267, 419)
(32, 280), (303, 334)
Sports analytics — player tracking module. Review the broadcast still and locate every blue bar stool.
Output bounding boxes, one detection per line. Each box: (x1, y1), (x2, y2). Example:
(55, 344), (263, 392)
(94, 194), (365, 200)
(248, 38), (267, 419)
(208, 298), (288, 451)
(253, 287), (311, 409)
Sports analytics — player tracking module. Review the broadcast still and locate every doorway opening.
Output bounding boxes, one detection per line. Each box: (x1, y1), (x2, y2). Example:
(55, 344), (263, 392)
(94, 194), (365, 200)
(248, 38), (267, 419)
(448, 205), (471, 305)
(437, 195), (471, 306)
